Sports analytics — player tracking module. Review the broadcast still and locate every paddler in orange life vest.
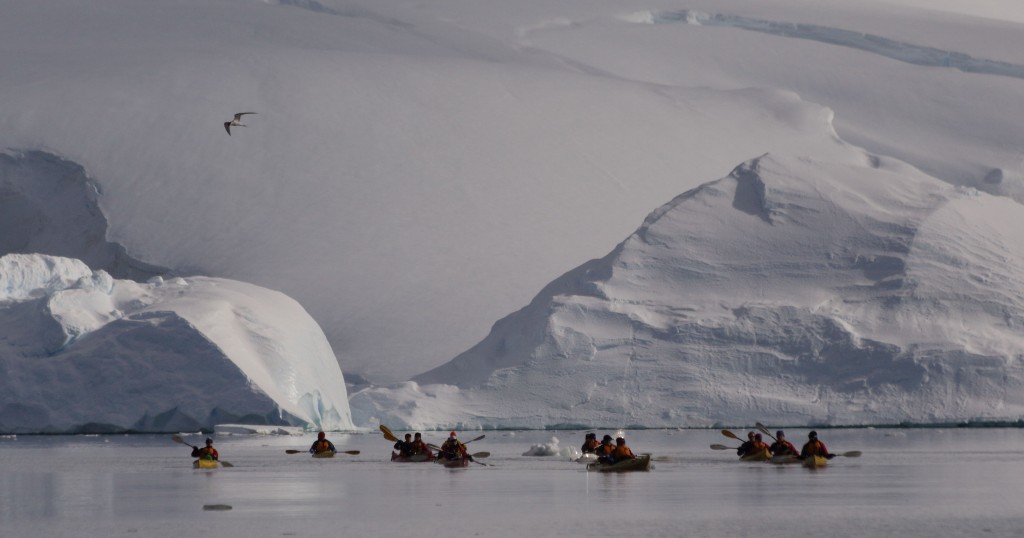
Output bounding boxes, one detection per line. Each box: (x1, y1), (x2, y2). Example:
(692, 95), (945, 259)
(191, 438), (219, 461)
(612, 437), (636, 462)
(410, 432), (432, 458)
(595, 435), (616, 464)
(438, 431), (469, 461)
(581, 432), (600, 454)
(749, 434), (770, 456)
(309, 431), (337, 455)
(769, 430), (799, 457)
(800, 431), (834, 460)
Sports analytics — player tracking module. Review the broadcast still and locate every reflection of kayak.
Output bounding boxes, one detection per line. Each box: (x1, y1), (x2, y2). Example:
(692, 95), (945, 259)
(193, 459), (219, 469)
(391, 452), (435, 463)
(803, 455), (828, 468)
(587, 454), (652, 473)
(312, 451), (335, 459)
(740, 448), (772, 462)
(770, 454), (801, 465)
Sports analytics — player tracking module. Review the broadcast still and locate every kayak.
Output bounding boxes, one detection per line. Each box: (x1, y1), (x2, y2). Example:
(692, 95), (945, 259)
(392, 452), (435, 463)
(312, 451), (335, 459)
(803, 455), (828, 468)
(586, 454), (652, 473)
(193, 459), (219, 469)
(438, 456), (471, 468)
(739, 448), (772, 462)
(769, 454), (801, 465)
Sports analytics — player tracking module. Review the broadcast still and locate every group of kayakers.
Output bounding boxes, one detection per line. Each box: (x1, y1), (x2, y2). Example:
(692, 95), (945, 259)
(737, 430), (832, 460)
(391, 430), (475, 462)
(580, 432), (637, 464)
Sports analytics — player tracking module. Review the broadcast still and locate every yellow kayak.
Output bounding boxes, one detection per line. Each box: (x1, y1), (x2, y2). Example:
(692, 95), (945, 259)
(312, 451), (335, 458)
(802, 455), (828, 468)
(739, 448), (772, 462)
(193, 458), (219, 469)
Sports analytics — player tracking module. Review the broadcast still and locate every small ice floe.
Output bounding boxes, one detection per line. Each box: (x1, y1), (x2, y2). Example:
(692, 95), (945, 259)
(202, 504), (232, 511)
(521, 436), (579, 459)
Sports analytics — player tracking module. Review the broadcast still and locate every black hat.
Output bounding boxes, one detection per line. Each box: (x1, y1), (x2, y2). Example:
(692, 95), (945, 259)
(586, 433), (596, 438)
(809, 431), (818, 439)
(777, 430), (784, 437)
(602, 435), (613, 441)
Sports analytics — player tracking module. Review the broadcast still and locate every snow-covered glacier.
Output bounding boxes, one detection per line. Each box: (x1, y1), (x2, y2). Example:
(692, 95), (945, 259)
(0, 253), (353, 433)
(350, 148), (1024, 429)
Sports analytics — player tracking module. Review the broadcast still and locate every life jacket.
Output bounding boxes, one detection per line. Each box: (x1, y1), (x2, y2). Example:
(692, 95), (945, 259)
(581, 439), (601, 453)
(770, 440), (797, 456)
(751, 441), (769, 453)
(596, 443), (615, 456)
(394, 440), (413, 456)
(197, 447), (217, 460)
(312, 439), (332, 453)
(440, 439), (465, 460)
(411, 440), (429, 455)
(613, 445), (635, 459)
(802, 440), (829, 457)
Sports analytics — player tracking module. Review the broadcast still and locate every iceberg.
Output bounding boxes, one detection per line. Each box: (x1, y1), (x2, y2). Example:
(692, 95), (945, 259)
(0, 253), (353, 433)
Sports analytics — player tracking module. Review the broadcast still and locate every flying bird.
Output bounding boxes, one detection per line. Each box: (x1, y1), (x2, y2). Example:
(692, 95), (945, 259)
(224, 112), (257, 135)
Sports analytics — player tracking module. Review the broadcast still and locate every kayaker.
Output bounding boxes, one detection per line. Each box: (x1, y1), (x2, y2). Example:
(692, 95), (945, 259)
(309, 431), (337, 455)
(410, 432), (432, 457)
(736, 431), (756, 457)
(612, 437), (636, 461)
(192, 438), (219, 461)
(595, 435), (616, 463)
(581, 433), (600, 454)
(394, 433), (414, 457)
(800, 431), (834, 460)
(751, 433), (770, 454)
(769, 430), (798, 457)
(438, 431), (469, 461)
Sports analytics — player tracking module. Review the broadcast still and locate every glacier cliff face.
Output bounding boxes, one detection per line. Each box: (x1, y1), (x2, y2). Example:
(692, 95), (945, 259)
(351, 151), (1024, 429)
(0, 254), (354, 433)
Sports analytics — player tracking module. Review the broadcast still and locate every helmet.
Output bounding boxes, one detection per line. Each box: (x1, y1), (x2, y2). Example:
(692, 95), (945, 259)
(205, 438), (213, 445)
(809, 431), (818, 439)
(318, 431), (326, 439)
(450, 431), (457, 438)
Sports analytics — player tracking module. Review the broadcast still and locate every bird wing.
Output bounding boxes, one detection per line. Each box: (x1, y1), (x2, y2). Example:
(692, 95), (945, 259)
(224, 122), (232, 135)
(234, 112), (257, 120)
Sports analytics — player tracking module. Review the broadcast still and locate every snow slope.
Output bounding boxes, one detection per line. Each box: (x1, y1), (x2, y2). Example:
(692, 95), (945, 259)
(350, 145), (1024, 429)
(6, 0), (1022, 383)
(0, 254), (353, 433)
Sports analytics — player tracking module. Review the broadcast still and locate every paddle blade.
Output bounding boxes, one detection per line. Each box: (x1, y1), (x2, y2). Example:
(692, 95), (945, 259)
(379, 425), (398, 442)
(721, 429), (740, 440)
(841, 451), (862, 458)
(285, 449), (303, 454)
(710, 444), (734, 450)
(471, 451), (490, 458)
(427, 443), (441, 452)
(465, 434), (485, 444)
(343, 450), (360, 455)
(220, 461), (234, 468)
(755, 422), (777, 441)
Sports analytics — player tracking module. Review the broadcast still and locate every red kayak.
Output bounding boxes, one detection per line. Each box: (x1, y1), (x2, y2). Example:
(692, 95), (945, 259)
(438, 456), (471, 468)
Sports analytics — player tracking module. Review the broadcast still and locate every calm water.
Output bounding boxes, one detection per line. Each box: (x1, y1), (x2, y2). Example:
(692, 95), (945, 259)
(1, 428), (1022, 537)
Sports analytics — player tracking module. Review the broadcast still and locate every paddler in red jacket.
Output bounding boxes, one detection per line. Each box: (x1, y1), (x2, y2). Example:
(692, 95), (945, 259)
(309, 431), (337, 455)
(410, 432), (433, 458)
(438, 431), (468, 461)
(800, 431), (834, 460)
(191, 438), (219, 461)
(769, 430), (798, 457)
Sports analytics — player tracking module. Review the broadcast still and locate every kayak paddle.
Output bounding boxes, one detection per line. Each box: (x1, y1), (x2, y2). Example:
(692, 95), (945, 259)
(172, 434), (233, 467)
